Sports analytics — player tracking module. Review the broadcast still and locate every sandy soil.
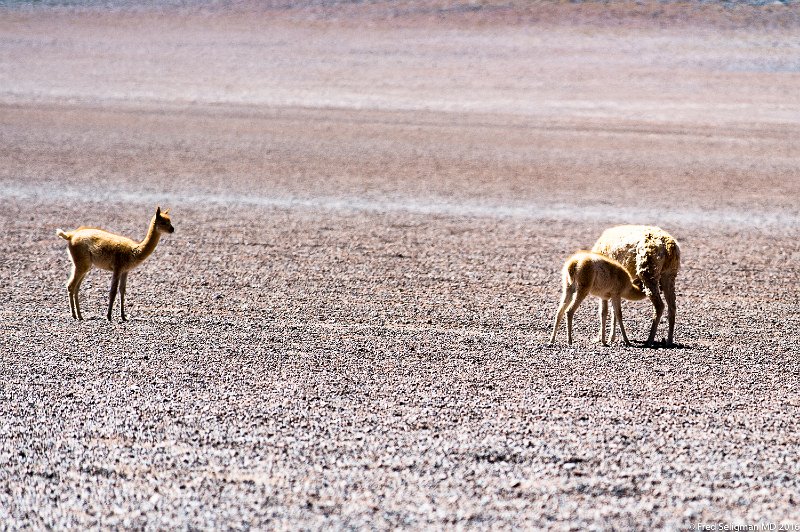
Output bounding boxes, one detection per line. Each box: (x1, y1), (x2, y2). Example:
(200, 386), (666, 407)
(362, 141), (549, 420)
(1, 2), (800, 528)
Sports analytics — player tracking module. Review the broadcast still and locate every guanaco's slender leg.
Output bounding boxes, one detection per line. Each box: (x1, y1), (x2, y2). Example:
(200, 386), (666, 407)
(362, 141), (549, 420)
(612, 297), (631, 346)
(549, 285), (574, 345)
(597, 299), (609, 345)
(108, 271), (121, 321)
(67, 282), (77, 320)
(565, 285), (590, 346)
(661, 274), (677, 346)
(609, 306), (618, 344)
(643, 278), (663, 346)
(119, 272), (128, 322)
(72, 270), (88, 321)
(67, 265), (80, 320)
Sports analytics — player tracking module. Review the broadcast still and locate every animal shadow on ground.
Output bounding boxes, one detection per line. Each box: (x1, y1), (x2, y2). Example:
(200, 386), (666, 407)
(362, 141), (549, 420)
(544, 337), (689, 349)
(629, 339), (689, 349)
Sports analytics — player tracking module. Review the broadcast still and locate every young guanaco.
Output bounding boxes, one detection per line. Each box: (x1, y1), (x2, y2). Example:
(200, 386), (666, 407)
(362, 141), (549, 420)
(549, 251), (646, 346)
(57, 207), (174, 321)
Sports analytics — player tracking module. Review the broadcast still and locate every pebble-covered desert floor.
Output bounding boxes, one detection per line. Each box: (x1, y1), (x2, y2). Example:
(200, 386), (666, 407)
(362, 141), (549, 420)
(1, 1), (799, 528)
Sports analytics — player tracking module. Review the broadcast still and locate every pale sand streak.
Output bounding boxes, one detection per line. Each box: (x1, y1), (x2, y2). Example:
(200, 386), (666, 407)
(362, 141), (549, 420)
(2, 182), (798, 229)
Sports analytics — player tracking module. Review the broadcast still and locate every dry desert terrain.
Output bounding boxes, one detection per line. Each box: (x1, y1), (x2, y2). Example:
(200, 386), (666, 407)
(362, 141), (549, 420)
(1, 1), (800, 528)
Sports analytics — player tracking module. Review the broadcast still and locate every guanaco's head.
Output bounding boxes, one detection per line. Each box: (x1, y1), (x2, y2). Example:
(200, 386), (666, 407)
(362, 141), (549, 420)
(155, 206), (175, 234)
(628, 277), (647, 301)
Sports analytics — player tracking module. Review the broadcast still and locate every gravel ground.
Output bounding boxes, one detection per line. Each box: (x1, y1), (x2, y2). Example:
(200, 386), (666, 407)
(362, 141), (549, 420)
(1, 2), (800, 529)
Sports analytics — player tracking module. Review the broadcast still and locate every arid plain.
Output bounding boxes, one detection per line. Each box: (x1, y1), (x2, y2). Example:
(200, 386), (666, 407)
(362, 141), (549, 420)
(1, 1), (800, 528)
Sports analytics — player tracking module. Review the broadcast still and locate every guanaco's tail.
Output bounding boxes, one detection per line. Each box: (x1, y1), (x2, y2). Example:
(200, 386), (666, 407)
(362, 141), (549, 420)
(56, 229), (72, 240)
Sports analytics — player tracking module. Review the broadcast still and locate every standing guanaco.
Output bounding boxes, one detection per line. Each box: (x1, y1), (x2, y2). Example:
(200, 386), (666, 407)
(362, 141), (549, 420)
(549, 251), (646, 346)
(57, 207), (174, 321)
(592, 225), (681, 346)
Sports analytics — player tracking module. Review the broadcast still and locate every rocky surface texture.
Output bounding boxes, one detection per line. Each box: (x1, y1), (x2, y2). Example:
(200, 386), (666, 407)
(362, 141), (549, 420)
(1, 1), (799, 528)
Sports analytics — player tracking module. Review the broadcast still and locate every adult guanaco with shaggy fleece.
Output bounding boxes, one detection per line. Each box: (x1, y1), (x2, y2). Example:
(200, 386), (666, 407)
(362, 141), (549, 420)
(549, 251), (646, 347)
(591, 225), (681, 347)
(56, 206), (175, 321)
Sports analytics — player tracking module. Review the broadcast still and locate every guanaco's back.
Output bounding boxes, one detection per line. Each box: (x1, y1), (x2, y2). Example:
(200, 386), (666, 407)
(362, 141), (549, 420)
(60, 228), (143, 273)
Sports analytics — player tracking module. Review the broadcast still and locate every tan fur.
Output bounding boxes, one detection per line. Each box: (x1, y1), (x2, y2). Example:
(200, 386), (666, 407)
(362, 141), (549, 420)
(591, 225), (681, 346)
(57, 207), (175, 321)
(549, 251), (646, 347)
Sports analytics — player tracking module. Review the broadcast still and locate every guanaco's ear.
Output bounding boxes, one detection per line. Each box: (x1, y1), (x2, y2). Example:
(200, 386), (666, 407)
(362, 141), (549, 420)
(156, 206), (161, 216)
(162, 208), (170, 215)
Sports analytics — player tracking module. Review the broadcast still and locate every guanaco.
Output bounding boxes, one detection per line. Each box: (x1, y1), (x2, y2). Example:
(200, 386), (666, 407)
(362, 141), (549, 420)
(549, 251), (646, 346)
(56, 206), (175, 321)
(592, 225), (681, 346)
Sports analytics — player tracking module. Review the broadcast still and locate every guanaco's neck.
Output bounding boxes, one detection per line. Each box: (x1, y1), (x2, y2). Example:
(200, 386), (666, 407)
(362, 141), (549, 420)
(133, 216), (161, 263)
